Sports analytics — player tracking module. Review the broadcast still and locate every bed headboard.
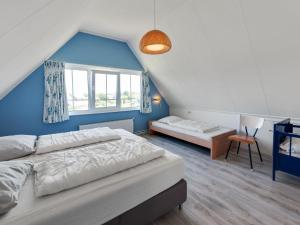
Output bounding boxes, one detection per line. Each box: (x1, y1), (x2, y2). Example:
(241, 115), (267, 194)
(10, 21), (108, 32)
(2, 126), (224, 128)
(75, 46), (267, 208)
(274, 118), (292, 143)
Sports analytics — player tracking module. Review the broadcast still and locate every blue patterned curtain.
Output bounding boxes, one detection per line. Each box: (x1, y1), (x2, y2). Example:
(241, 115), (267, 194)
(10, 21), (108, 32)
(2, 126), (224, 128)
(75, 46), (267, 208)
(140, 71), (152, 114)
(43, 60), (69, 123)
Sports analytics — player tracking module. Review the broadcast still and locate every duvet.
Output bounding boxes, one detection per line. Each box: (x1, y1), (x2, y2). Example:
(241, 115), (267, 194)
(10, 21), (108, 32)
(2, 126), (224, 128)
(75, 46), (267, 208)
(31, 135), (165, 196)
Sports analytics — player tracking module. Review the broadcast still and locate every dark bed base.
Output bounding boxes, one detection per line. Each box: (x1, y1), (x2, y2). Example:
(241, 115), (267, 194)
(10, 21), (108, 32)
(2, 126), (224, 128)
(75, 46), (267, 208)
(104, 179), (187, 225)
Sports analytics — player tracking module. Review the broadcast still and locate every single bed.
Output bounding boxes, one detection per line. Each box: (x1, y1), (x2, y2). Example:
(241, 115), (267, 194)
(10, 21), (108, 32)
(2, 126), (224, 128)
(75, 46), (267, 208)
(273, 119), (300, 180)
(0, 129), (186, 225)
(149, 120), (236, 159)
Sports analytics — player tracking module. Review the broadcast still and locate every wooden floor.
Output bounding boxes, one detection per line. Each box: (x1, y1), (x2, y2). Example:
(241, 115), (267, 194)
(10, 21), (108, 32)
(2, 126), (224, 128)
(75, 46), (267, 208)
(143, 134), (300, 225)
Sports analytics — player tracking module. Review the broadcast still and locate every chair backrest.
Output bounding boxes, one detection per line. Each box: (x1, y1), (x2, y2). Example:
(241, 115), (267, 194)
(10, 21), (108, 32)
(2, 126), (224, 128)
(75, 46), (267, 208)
(240, 115), (264, 130)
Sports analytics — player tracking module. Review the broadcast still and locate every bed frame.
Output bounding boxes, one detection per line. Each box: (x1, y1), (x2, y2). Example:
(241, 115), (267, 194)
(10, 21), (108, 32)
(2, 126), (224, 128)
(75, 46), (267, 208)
(149, 121), (236, 159)
(104, 179), (187, 225)
(273, 119), (300, 180)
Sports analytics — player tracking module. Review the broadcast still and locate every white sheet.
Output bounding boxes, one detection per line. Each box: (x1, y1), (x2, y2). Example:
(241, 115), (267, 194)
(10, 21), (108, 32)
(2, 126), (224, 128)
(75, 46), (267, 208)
(36, 127), (121, 154)
(33, 134), (165, 196)
(152, 121), (233, 141)
(158, 116), (183, 124)
(0, 141), (184, 225)
(169, 119), (219, 133)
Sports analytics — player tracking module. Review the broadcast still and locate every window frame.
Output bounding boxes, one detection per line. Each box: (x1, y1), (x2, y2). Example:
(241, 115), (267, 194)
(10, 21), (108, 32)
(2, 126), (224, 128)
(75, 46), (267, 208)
(65, 63), (142, 116)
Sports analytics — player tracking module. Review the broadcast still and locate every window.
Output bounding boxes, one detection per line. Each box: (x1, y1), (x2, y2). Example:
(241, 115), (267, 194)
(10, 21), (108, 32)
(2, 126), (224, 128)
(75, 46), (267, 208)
(95, 73), (118, 108)
(120, 74), (141, 108)
(65, 69), (89, 111)
(65, 64), (141, 115)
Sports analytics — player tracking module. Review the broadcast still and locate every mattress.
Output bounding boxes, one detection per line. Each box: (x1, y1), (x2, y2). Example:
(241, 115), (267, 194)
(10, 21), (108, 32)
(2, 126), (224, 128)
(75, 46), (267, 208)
(279, 137), (300, 158)
(152, 121), (233, 141)
(0, 131), (184, 225)
(279, 150), (300, 158)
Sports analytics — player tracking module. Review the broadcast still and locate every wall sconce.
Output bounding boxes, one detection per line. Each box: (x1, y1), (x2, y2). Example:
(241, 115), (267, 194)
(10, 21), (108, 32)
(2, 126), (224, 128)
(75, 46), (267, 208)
(152, 95), (161, 105)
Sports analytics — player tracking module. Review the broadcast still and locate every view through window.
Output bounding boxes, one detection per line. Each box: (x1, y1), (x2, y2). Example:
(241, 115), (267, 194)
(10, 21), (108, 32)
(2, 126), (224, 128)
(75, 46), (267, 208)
(65, 65), (141, 114)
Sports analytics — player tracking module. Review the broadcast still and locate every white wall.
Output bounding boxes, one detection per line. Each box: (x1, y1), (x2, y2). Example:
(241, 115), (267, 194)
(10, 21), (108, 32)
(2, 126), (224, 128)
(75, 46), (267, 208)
(0, 0), (92, 100)
(170, 108), (300, 155)
(2, 0), (300, 135)
(130, 0), (300, 119)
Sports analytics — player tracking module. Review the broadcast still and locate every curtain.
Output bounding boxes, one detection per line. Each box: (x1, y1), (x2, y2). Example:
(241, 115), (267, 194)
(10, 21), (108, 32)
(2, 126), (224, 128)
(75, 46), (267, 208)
(140, 71), (152, 114)
(43, 60), (69, 123)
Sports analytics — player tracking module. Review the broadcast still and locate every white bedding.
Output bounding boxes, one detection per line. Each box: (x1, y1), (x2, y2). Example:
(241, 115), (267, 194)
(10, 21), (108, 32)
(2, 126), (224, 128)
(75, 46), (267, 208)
(0, 135), (37, 161)
(32, 134), (165, 196)
(170, 119), (219, 133)
(36, 127), (121, 154)
(280, 137), (300, 153)
(152, 121), (233, 141)
(0, 161), (32, 214)
(0, 130), (184, 225)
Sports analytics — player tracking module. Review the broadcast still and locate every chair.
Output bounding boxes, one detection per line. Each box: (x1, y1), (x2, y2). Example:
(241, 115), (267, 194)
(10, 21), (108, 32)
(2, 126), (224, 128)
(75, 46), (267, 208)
(225, 115), (264, 170)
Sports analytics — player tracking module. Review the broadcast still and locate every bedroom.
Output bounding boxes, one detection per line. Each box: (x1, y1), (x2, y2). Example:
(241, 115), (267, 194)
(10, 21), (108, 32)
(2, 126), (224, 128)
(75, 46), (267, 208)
(0, 0), (300, 225)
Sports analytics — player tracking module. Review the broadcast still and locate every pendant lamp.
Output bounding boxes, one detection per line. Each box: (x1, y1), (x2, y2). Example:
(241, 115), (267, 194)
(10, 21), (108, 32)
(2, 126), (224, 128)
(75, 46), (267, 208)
(139, 0), (172, 54)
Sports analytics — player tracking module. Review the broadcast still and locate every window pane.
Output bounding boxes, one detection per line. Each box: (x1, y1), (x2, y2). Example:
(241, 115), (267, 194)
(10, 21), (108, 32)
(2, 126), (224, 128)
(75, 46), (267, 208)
(72, 70), (89, 110)
(95, 73), (107, 108)
(131, 75), (141, 108)
(65, 69), (88, 111)
(120, 74), (131, 108)
(65, 69), (74, 111)
(73, 100), (89, 110)
(107, 74), (117, 107)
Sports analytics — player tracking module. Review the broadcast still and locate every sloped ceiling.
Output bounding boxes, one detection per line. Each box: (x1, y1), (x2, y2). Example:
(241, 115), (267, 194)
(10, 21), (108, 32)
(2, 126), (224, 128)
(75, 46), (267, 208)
(0, 0), (92, 99)
(1, 0), (300, 117)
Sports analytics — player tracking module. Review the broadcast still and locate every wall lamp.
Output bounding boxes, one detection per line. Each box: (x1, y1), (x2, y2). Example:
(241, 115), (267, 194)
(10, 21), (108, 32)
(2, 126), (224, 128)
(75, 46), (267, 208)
(152, 95), (161, 105)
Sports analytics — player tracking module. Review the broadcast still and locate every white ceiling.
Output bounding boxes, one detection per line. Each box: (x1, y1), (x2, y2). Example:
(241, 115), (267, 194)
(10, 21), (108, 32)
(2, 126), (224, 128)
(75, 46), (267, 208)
(0, 0), (91, 98)
(1, 0), (300, 117)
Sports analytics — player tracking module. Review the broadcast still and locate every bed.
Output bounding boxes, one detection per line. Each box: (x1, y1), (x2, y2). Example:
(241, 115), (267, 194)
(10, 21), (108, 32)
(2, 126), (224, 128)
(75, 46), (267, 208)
(0, 129), (186, 225)
(273, 119), (300, 180)
(149, 118), (236, 159)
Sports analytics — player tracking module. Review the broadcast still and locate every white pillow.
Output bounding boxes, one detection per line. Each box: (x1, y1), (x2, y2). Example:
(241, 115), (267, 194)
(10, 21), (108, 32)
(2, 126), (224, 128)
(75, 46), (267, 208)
(0, 161), (32, 214)
(280, 138), (300, 153)
(36, 127), (121, 154)
(0, 135), (37, 161)
(158, 116), (182, 124)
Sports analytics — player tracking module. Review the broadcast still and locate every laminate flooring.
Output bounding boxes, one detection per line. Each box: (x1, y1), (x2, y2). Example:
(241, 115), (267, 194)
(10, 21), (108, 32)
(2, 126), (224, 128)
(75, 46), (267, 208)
(143, 134), (300, 225)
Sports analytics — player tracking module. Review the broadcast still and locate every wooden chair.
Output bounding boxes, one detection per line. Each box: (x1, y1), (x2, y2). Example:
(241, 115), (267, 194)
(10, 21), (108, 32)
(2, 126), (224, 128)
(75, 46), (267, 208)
(225, 115), (264, 170)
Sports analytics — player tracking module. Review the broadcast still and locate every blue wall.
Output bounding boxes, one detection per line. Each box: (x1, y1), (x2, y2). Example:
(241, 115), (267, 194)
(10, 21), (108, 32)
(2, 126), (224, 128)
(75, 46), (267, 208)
(0, 32), (169, 136)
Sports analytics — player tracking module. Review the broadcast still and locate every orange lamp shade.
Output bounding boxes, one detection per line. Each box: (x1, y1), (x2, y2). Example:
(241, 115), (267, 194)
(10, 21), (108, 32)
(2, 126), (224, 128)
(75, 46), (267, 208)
(139, 30), (172, 54)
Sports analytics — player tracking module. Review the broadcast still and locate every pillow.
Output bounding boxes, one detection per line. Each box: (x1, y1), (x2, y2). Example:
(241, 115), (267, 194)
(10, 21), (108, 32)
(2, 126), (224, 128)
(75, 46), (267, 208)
(0, 135), (37, 161)
(0, 161), (32, 214)
(280, 138), (300, 153)
(158, 116), (182, 124)
(36, 127), (121, 154)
